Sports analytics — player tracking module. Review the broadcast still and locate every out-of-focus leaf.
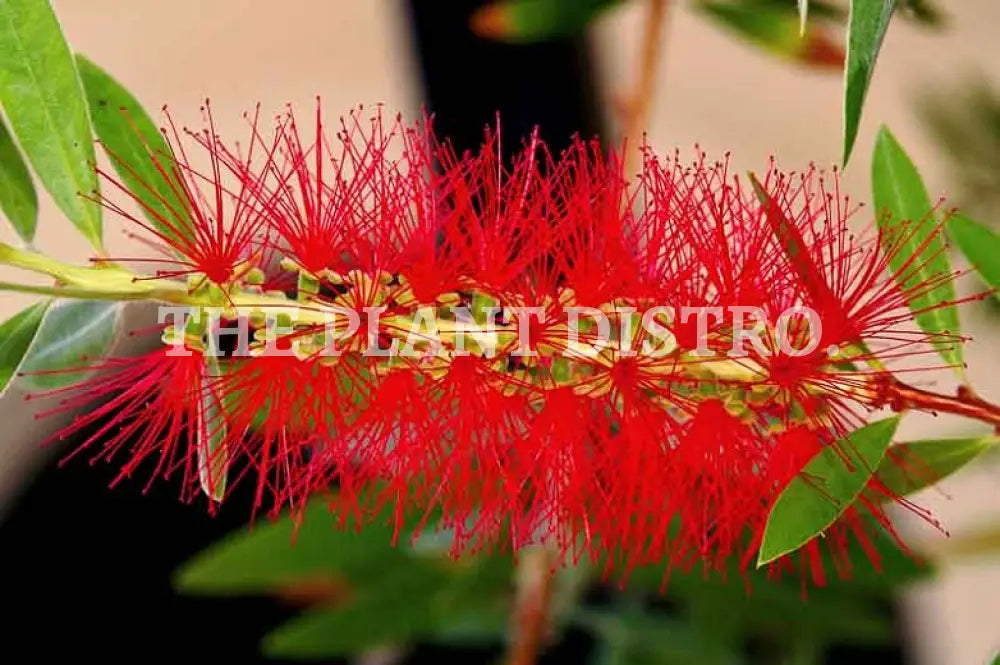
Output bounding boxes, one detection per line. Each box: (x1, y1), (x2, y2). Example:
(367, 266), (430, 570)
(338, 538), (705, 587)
(579, 608), (738, 665)
(843, 0), (896, 165)
(0, 115), (37, 243)
(918, 78), (1000, 225)
(625, 518), (927, 651)
(939, 523), (1000, 559)
(698, 1), (844, 70)
(261, 567), (451, 658)
(947, 214), (1000, 294)
(76, 55), (193, 245)
(179, 498), (515, 656)
(799, 0), (809, 35)
(900, 0), (944, 27)
(471, 0), (620, 43)
(263, 565), (509, 658)
(877, 435), (997, 497)
(0, 0), (102, 248)
(759, 417), (900, 565)
(0, 300), (48, 395)
(175, 498), (413, 594)
(872, 126), (963, 374)
(18, 300), (121, 390)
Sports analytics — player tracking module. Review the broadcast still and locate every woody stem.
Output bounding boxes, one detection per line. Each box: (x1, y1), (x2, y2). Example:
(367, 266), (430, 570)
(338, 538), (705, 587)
(506, 547), (556, 665)
(622, 0), (670, 178)
(874, 375), (1000, 433)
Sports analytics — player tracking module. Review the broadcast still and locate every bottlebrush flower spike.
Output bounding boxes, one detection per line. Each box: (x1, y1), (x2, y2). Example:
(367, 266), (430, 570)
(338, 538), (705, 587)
(29, 343), (224, 503)
(92, 101), (278, 287)
(27, 102), (979, 588)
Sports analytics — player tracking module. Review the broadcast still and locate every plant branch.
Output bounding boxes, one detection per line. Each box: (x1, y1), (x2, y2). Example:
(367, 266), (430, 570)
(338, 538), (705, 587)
(8, 243), (1000, 435)
(872, 374), (1000, 433)
(506, 547), (556, 665)
(622, 0), (670, 178)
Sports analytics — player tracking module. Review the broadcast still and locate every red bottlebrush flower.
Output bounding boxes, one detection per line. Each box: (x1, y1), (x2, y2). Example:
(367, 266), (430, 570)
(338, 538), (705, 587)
(212, 353), (330, 516)
(30, 344), (224, 503)
(35, 103), (970, 589)
(93, 101), (276, 286)
(251, 104), (410, 277)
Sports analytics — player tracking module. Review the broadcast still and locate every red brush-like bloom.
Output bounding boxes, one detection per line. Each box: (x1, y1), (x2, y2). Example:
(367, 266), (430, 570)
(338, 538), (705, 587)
(248, 104), (410, 277)
(94, 101), (276, 285)
(30, 344), (222, 502)
(37, 104), (969, 588)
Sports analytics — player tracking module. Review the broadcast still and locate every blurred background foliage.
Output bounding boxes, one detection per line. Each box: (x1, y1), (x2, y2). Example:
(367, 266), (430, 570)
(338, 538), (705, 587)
(918, 76), (1000, 227)
(176, 495), (930, 664)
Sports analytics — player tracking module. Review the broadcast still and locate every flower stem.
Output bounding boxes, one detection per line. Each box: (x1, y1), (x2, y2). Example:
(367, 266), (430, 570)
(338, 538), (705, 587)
(873, 374), (1000, 433)
(622, 0), (670, 177)
(7, 243), (1000, 434)
(506, 547), (556, 665)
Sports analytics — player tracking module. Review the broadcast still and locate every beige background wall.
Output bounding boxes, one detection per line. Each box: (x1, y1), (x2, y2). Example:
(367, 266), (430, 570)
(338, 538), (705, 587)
(1, 2), (998, 663)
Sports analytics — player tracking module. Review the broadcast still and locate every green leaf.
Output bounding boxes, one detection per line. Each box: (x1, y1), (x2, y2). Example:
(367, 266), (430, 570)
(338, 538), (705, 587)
(261, 565), (506, 659)
(872, 126), (962, 374)
(178, 497), (512, 658)
(579, 609), (739, 665)
(946, 213), (1000, 294)
(877, 435), (997, 497)
(0, 299), (48, 394)
(799, 0), (809, 34)
(0, 114), (37, 243)
(843, 0), (896, 165)
(0, 0), (102, 249)
(471, 0), (619, 43)
(174, 498), (414, 594)
(197, 355), (227, 502)
(75, 55), (193, 244)
(18, 300), (121, 390)
(698, 1), (843, 69)
(758, 416), (901, 566)
(263, 604), (431, 659)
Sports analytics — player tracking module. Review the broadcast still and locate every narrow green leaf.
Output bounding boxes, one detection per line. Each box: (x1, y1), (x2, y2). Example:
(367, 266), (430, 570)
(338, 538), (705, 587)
(872, 127), (962, 373)
(262, 556), (508, 658)
(843, 0), (896, 165)
(262, 605), (420, 658)
(0, 0), (102, 249)
(177, 496), (513, 656)
(758, 416), (901, 566)
(75, 55), (193, 244)
(471, 0), (619, 43)
(0, 299), (49, 394)
(174, 497), (412, 594)
(262, 573), (455, 658)
(197, 355), (227, 502)
(0, 115), (38, 243)
(946, 213), (1000, 294)
(877, 435), (997, 497)
(18, 300), (121, 390)
(577, 609), (737, 665)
